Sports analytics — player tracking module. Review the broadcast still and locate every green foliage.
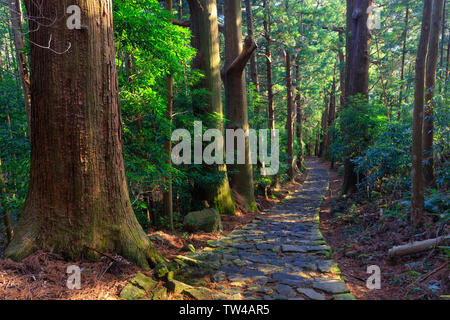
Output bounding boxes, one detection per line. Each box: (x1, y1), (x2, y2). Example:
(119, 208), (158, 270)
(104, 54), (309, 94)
(353, 121), (411, 192)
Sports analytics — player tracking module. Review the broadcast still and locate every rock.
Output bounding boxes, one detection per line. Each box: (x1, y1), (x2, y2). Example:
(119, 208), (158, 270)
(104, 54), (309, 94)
(281, 245), (308, 253)
(333, 293), (356, 300)
(344, 250), (357, 257)
(273, 284), (296, 297)
(166, 279), (192, 294)
(182, 287), (215, 300)
(120, 283), (146, 300)
(151, 286), (167, 300)
(181, 244), (196, 253)
(313, 279), (350, 294)
(183, 208), (223, 233)
(211, 271), (226, 283)
(297, 288), (325, 300)
(130, 273), (158, 292)
(154, 262), (170, 278)
(316, 260), (339, 273)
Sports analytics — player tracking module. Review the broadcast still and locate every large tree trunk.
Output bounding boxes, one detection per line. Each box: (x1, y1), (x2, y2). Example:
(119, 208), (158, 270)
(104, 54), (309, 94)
(423, 0), (444, 187)
(342, 0), (371, 194)
(223, 0), (257, 211)
(285, 52), (295, 181)
(8, 0), (31, 131)
(188, 0), (236, 215)
(5, 0), (165, 270)
(398, 0), (410, 119)
(244, 0), (259, 93)
(411, 0), (433, 226)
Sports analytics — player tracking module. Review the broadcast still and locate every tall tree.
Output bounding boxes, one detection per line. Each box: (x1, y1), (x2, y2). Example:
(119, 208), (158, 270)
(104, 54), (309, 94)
(285, 51), (295, 181)
(295, 63), (303, 170)
(423, 0), (444, 186)
(244, 0), (259, 92)
(8, 0), (30, 129)
(188, 0), (236, 214)
(163, 0), (174, 231)
(5, 0), (165, 269)
(264, 0), (274, 132)
(411, 0), (433, 226)
(223, 0), (257, 210)
(398, 0), (410, 118)
(342, 0), (372, 194)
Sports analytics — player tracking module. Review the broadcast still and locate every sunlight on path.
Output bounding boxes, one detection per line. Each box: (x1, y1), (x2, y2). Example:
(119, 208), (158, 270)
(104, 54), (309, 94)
(186, 157), (355, 300)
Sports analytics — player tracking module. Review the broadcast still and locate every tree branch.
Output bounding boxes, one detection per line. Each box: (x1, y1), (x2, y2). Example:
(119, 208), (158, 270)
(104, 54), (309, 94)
(223, 36), (257, 76)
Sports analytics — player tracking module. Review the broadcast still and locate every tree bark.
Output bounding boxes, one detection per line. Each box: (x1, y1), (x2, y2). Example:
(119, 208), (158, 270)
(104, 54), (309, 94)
(285, 52), (295, 181)
(411, 0), (433, 227)
(5, 0), (165, 269)
(423, 0), (444, 187)
(188, 0), (236, 215)
(342, 0), (371, 194)
(223, 0), (257, 211)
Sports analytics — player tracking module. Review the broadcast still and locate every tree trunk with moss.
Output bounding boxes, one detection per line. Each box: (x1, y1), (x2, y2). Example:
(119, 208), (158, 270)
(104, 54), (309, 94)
(223, 0), (257, 211)
(188, 0), (236, 215)
(5, 0), (165, 270)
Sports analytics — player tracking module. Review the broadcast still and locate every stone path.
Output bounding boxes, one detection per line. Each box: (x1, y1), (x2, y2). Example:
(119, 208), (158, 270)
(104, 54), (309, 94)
(183, 157), (355, 300)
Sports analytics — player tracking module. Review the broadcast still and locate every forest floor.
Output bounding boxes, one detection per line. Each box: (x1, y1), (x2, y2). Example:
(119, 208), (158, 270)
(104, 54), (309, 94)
(0, 166), (308, 300)
(0, 158), (447, 300)
(319, 159), (449, 300)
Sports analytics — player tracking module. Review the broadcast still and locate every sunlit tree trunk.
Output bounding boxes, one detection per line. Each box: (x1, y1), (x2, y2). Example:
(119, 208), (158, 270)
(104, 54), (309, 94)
(223, 0), (257, 210)
(423, 0), (444, 187)
(264, 0), (274, 132)
(5, 0), (165, 269)
(188, 0), (236, 214)
(295, 64), (303, 170)
(411, 0), (433, 227)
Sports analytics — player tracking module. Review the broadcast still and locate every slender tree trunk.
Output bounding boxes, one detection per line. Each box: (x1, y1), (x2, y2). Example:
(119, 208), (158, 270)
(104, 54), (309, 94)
(295, 64), (303, 170)
(8, 0), (31, 132)
(423, 0), (444, 186)
(438, 0), (446, 94)
(178, 0), (183, 20)
(342, 0), (371, 194)
(344, 0), (354, 102)
(244, 0), (259, 93)
(5, 0), (165, 269)
(319, 90), (329, 158)
(398, 0), (410, 119)
(188, 0), (236, 215)
(163, 0), (174, 230)
(338, 32), (345, 112)
(411, 0), (433, 227)
(327, 74), (337, 161)
(223, 0), (257, 210)
(285, 53), (295, 181)
(264, 0), (274, 132)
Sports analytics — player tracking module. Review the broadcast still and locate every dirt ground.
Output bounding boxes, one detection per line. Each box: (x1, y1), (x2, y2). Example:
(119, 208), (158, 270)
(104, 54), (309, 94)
(0, 172), (308, 300)
(318, 159), (449, 300)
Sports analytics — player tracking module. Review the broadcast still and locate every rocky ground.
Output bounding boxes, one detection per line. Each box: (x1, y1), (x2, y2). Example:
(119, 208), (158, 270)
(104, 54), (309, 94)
(119, 158), (354, 300)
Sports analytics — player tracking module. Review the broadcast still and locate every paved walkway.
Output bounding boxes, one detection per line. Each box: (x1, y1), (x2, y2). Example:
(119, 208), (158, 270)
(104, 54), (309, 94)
(187, 157), (355, 300)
